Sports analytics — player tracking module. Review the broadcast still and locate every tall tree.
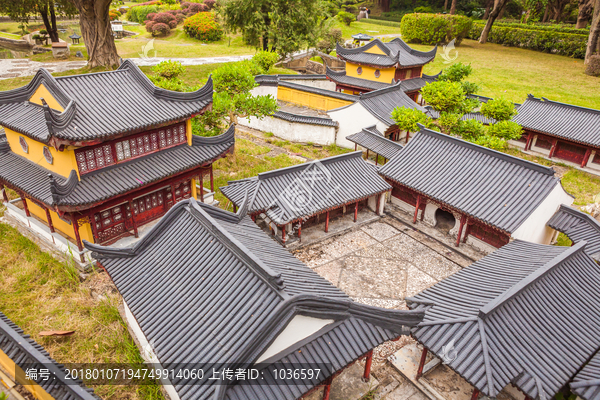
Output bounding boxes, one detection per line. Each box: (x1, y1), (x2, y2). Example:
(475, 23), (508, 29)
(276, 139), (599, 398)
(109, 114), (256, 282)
(479, 0), (510, 43)
(450, 0), (457, 14)
(577, 0), (593, 28)
(585, 0), (600, 64)
(69, 0), (120, 68)
(0, 0), (77, 42)
(219, 0), (324, 56)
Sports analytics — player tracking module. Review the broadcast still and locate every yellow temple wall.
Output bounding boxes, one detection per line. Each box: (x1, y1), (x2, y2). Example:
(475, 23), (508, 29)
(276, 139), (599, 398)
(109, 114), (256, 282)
(29, 83), (64, 111)
(277, 86), (353, 111)
(0, 349), (55, 400)
(25, 199), (94, 243)
(346, 62), (395, 83)
(4, 128), (77, 179)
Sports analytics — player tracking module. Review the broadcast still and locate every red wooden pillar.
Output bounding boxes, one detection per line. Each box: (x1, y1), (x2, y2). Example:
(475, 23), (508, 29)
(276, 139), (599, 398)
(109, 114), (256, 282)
(2, 186), (8, 203)
(363, 350), (373, 381)
(413, 195), (421, 224)
(44, 207), (55, 233)
(582, 149), (592, 168)
(524, 132), (534, 151)
(199, 173), (204, 203)
(462, 221), (471, 243)
(354, 143), (357, 151)
(21, 195), (30, 217)
(549, 139), (559, 158)
(170, 184), (177, 207)
(325, 211), (330, 233)
(251, 214), (256, 222)
(209, 165), (214, 192)
(70, 214), (84, 252)
(354, 201), (358, 222)
(322, 377), (333, 400)
(375, 154), (378, 166)
(281, 225), (286, 244)
(456, 215), (467, 247)
(233, 204), (237, 213)
(471, 389), (480, 400)
(406, 132), (410, 144)
(366, 149), (369, 160)
(416, 347), (428, 380)
(298, 222), (302, 242)
(128, 200), (139, 238)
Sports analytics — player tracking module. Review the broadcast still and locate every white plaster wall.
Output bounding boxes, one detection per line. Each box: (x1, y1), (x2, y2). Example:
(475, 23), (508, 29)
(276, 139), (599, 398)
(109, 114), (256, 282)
(238, 115), (336, 145)
(512, 183), (575, 244)
(465, 235), (498, 254)
(124, 301), (180, 400)
(508, 139), (526, 149)
(367, 195), (377, 213)
(328, 103), (389, 149)
(250, 85), (278, 98)
(390, 195), (415, 214)
(377, 192), (387, 216)
(585, 150), (600, 171)
(281, 79), (336, 91)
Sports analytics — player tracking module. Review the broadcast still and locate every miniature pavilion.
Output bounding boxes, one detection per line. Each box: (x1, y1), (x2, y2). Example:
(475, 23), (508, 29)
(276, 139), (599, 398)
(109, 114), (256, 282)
(0, 60), (234, 257)
(86, 199), (424, 400)
(328, 38), (437, 94)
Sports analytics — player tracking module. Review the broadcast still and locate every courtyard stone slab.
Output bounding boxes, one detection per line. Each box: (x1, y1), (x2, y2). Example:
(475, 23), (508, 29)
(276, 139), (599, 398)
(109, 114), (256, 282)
(362, 221), (401, 242)
(353, 242), (404, 260)
(405, 265), (438, 297)
(340, 256), (408, 299)
(313, 259), (343, 286)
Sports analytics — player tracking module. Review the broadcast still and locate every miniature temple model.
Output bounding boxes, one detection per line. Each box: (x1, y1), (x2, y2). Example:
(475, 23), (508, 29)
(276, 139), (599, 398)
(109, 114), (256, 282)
(0, 60), (234, 258)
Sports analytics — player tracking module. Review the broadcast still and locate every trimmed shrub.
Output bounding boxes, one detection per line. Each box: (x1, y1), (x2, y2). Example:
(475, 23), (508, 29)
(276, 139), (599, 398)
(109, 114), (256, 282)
(145, 20), (156, 32)
(467, 23), (587, 59)
(585, 55), (600, 77)
(473, 19), (589, 35)
(127, 4), (160, 23)
(413, 6), (433, 13)
(175, 13), (186, 23)
(146, 12), (157, 20)
(337, 11), (355, 26)
(400, 13), (472, 45)
(153, 11), (177, 24)
(109, 9), (121, 21)
(203, 0), (216, 9)
(183, 12), (224, 41)
(153, 60), (185, 79)
(151, 22), (170, 36)
(252, 51), (279, 73)
(181, 2), (208, 14)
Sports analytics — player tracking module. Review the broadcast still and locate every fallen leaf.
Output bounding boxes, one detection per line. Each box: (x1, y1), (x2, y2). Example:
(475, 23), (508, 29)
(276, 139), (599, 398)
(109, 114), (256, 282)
(39, 330), (75, 337)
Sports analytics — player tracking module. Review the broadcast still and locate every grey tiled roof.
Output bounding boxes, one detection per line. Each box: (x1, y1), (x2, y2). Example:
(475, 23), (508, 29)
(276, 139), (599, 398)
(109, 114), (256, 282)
(278, 80), (358, 102)
(0, 312), (98, 400)
(426, 107), (497, 125)
(346, 125), (403, 159)
(254, 74), (328, 87)
(513, 95), (600, 147)
(571, 351), (600, 400)
(358, 83), (426, 126)
(86, 199), (424, 400)
(336, 38), (437, 68)
(273, 111), (338, 127)
(379, 126), (564, 233)
(547, 204), (600, 261)
(326, 67), (393, 91)
(0, 60), (213, 146)
(220, 151), (391, 225)
(399, 72), (440, 93)
(0, 126), (234, 209)
(407, 240), (600, 400)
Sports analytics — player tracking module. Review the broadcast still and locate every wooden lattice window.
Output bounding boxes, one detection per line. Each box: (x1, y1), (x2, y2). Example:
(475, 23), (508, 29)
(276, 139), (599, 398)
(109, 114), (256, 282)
(43, 146), (53, 164)
(19, 136), (28, 153)
(357, 66), (363, 75)
(469, 223), (509, 248)
(374, 69), (381, 78)
(76, 144), (114, 173)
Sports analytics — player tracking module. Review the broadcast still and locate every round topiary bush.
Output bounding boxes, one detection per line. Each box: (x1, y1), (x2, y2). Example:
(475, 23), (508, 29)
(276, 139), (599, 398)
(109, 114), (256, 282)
(586, 55), (600, 77)
(145, 20), (156, 32)
(151, 22), (171, 36)
(183, 12), (224, 41)
(400, 13), (472, 45)
(175, 13), (186, 23)
(203, 0), (216, 9)
(181, 2), (208, 14)
(153, 12), (177, 25)
(146, 12), (157, 21)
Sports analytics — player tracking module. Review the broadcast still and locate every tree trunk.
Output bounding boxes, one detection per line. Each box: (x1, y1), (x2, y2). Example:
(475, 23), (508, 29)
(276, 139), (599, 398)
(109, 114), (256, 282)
(444, 0), (449, 11)
(483, 0), (494, 19)
(479, 0), (509, 43)
(577, 0), (593, 28)
(450, 0), (457, 14)
(542, 3), (550, 21)
(38, 2), (59, 43)
(498, 2), (507, 18)
(71, 0), (120, 68)
(381, 0), (390, 12)
(585, 0), (600, 64)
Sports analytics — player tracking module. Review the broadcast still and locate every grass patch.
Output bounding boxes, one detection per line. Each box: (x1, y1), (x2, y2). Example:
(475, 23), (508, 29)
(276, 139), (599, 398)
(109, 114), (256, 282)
(0, 222), (162, 399)
(332, 19), (401, 39)
(561, 169), (600, 206)
(212, 142), (303, 208)
(413, 39), (600, 109)
(555, 232), (573, 246)
(269, 139), (351, 159)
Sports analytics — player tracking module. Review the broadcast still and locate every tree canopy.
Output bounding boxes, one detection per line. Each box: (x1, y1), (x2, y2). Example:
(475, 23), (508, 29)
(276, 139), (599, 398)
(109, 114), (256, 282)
(218, 0), (325, 56)
(0, 0), (77, 42)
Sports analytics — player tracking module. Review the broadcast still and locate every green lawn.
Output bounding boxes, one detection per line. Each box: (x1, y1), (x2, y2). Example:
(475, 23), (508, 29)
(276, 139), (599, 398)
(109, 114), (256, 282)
(332, 19), (401, 39)
(412, 39), (600, 110)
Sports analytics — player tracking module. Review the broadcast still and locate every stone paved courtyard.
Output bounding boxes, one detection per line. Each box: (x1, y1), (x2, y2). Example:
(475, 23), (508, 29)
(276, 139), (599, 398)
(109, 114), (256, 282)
(295, 215), (477, 400)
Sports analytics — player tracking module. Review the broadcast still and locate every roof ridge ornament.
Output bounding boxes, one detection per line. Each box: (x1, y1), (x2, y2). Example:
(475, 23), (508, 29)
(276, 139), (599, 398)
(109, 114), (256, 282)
(48, 170), (79, 205)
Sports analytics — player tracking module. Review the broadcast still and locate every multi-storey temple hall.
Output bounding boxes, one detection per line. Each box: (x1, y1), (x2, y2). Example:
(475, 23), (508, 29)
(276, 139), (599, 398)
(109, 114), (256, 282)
(0, 60), (234, 254)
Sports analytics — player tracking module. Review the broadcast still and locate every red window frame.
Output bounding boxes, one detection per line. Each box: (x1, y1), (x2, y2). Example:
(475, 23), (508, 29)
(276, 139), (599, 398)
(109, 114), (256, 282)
(75, 122), (187, 175)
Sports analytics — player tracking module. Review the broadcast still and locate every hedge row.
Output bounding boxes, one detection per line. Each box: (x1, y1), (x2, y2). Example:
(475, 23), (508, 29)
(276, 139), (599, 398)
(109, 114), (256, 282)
(359, 18), (401, 27)
(467, 23), (588, 58)
(474, 19), (589, 35)
(400, 13), (473, 45)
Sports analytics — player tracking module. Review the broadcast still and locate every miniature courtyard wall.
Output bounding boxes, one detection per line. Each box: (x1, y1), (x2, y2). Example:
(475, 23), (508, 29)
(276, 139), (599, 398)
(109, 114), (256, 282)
(328, 102), (390, 149)
(238, 113), (338, 146)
